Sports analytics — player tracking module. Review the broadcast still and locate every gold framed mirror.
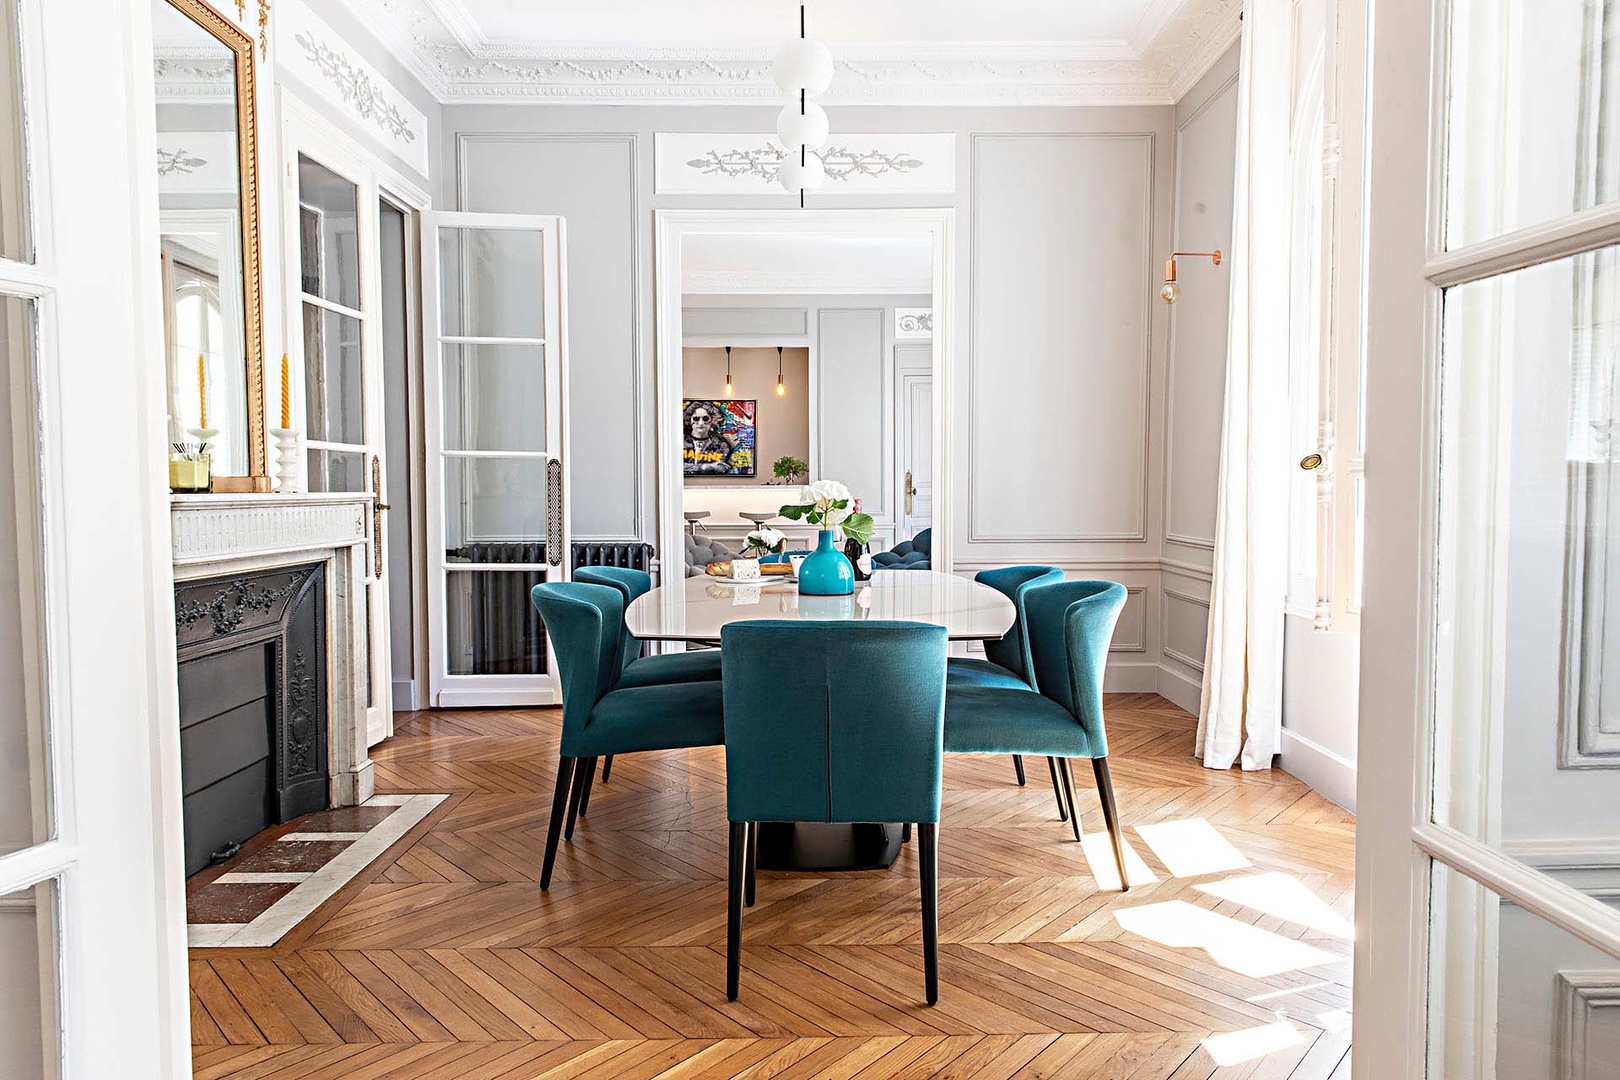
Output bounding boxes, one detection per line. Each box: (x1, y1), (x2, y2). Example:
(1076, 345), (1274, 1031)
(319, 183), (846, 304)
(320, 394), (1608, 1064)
(151, 0), (268, 491)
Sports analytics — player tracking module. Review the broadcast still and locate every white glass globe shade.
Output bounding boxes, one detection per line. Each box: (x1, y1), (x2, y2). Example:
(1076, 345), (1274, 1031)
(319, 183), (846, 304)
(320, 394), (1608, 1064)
(772, 38), (834, 97)
(776, 101), (829, 151)
(777, 150), (826, 194)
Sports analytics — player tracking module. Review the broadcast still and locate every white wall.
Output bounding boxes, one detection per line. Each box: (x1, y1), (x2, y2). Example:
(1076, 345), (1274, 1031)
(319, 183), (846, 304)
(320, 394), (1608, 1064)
(1160, 44), (1239, 712)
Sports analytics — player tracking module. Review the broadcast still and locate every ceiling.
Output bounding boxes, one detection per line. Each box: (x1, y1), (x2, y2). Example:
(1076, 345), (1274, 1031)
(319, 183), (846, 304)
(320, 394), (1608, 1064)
(681, 233), (933, 295)
(333, 0), (1241, 106)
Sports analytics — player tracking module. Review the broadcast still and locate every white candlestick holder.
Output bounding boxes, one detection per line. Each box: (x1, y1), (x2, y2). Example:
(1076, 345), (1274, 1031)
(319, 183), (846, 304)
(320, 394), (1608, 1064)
(273, 427), (305, 493)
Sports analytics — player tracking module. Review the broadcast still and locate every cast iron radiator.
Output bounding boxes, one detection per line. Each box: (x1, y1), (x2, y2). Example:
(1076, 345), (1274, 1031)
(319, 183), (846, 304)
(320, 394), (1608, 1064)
(445, 542), (656, 676)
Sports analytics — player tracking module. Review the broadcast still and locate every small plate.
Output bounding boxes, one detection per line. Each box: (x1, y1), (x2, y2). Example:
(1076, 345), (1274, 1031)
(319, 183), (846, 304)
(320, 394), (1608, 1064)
(706, 574), (796, 585)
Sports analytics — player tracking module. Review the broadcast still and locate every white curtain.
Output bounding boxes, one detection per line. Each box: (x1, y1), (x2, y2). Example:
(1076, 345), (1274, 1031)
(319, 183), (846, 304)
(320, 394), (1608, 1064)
(1197, 0), (1293, 771)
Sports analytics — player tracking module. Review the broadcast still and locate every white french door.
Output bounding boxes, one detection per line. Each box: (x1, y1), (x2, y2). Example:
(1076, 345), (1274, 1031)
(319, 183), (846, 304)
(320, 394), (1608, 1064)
(282, 99), (426, 743)
(897, 362), (932, 539)
(423, 212), (570, 707)
(1358, 0), (1620, 1076)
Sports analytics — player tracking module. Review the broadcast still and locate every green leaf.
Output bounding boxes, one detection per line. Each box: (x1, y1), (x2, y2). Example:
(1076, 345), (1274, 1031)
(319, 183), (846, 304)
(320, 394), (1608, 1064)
(840, 512), (875, 547)
(778, 504), (808, 520)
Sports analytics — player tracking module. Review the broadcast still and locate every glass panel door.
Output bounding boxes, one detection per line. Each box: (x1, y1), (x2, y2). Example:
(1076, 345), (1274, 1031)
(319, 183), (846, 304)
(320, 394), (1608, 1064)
(1358, 0), (1620, 1073)
(423, 212), (569, 706)
(288, 134), (395, 742)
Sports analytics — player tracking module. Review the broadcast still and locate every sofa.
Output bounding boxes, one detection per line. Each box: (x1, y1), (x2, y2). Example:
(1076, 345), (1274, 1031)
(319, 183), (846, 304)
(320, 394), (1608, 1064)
(871, 528), (931, 571)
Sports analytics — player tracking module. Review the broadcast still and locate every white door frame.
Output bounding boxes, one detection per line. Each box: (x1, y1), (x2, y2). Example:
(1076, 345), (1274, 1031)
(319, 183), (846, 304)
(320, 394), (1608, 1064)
(1355, 0), (1620, 1073)
(652, 208), (957, 583)
(894, 340), (932, 541)
(279, 90), (430, 743)
(422, 211), (571, 707)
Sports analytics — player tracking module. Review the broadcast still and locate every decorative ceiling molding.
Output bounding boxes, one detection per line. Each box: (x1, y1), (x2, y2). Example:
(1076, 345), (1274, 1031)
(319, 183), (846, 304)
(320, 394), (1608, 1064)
(154, 45), (236, 103)
(335, 0), (1241, 107)
(683, 270), (932, 296)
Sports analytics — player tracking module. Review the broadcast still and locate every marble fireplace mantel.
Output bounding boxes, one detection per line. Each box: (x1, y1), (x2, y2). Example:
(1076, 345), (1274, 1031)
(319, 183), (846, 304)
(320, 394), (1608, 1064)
(171, 492), (376, 806)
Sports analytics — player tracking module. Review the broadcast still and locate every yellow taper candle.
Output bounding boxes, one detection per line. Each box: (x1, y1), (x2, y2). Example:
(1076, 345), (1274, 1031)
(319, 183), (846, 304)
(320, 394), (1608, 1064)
(197, 353), (207, 428)
(280, 353), (290, 429)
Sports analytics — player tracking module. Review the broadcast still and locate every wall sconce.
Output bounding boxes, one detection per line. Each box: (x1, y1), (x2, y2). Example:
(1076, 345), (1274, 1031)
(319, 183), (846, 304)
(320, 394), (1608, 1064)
(723, 345), (734, 396)
(1160, 250), (1223, 304)
(775, 345), (786, 396)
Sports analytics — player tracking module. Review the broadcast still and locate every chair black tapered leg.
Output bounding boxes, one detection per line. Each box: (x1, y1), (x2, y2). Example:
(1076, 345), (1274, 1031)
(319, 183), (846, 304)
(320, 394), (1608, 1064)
(1046, 757), (1069, 822)
(1092, 757), (1129, 892)
(727, 821), (748, 1001)
(902, 823), (912, 843)
(918, 823), (939, 1006)
(577, 755), (598, 818)
(745, 821), (758, 907)
(601, 755), (614, 782)
(1012, 754), (1027, 786)
(540, 756), (576, 890)
(564, 757), (592, 841)
(1058, 758), (1082, 842)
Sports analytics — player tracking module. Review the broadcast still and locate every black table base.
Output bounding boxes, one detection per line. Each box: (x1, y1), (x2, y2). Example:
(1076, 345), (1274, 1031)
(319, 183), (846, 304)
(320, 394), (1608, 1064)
(753, 822), (903, 872)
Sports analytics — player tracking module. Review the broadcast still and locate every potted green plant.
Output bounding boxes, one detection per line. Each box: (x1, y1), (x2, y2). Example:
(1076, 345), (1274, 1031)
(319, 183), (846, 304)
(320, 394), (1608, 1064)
(771, 455), (808, 486)
(778, 480), (874, 596)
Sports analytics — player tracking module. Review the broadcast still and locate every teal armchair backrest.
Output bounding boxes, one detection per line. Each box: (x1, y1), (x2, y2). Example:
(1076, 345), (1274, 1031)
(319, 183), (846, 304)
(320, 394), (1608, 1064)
(975, 565), (1064, 685)
(529, 581), (624, 756)
(573, 565), (652, 672)
(720, 620), (948, 825)
(1023, 580), (1127, 754)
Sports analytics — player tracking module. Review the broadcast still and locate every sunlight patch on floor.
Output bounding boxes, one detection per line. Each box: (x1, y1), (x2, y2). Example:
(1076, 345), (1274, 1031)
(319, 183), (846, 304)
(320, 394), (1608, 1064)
(1195, 872), (1355, 939)
(1134, 818), (1252, 877)
(1201, 1020), (1307, 1066)
(1113, 900), (1340, 978)
(1080, 833), (1158, 890)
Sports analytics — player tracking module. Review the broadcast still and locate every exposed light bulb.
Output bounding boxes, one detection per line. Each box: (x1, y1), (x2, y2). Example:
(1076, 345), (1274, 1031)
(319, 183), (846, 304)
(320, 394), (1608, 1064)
(776, 150), (826, 194)
(776, 101), (829, 151)
(1159, 279), (1181, 304)
(724, 381), (734, 396)
(776, 379), (786, 397)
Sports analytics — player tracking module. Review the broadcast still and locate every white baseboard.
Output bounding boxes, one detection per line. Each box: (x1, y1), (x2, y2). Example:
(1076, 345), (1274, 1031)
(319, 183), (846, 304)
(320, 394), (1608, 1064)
(1279, 728), (1357, 812)
(1156, 663), (1203, 715)
(1103, 660), (1160, 693)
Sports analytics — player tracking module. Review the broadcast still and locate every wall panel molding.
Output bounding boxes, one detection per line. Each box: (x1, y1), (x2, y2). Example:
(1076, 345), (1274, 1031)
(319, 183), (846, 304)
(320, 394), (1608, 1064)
(1161, 585), (1210, 671)
(1557, 971), (1620, 1080)
(1560, 460), (1620, 768)
(1111, 585), (1148, 654)
(968, 132), (1155, 546)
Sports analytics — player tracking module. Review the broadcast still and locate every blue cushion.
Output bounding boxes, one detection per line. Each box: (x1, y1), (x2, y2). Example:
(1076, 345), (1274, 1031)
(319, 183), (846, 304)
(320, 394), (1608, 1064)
(579, 680), (726, 758)
(871, 528), (932, 570)
(721, 620), (948, 825)
(617, 649), (724, 690)
(946, 657), (1030, 691)
(943, 685), (1102, 758)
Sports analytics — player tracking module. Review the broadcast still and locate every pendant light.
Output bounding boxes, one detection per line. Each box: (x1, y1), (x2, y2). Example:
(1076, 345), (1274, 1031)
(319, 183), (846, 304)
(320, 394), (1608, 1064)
(723, 345), (734, 396)
(774, 5), (832, 208)
(775, 345), (786, 397)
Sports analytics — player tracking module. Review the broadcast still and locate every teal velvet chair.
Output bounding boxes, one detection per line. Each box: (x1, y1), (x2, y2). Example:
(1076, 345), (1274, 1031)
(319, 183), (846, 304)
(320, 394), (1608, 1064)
(947, 565), (1067, 814)
(944, 579), (1131, 891)
(720, 620), (948, 1004)
(529, 580), (725, 890)
(573, 565), (724, 795)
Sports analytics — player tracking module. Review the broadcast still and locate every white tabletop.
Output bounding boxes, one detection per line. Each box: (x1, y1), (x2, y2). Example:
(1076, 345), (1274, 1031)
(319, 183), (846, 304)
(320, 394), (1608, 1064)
(625, 569), (1015, 642)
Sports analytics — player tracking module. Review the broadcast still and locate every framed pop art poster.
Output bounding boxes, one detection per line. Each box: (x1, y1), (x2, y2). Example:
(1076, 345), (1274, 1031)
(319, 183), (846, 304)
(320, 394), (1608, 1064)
(682, 399), (756, 477)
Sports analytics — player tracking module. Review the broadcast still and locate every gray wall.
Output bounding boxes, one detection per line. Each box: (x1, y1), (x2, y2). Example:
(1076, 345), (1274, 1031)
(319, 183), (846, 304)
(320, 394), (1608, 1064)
(1160, 45), (1240, 711)
(445, 95), (1211, 691)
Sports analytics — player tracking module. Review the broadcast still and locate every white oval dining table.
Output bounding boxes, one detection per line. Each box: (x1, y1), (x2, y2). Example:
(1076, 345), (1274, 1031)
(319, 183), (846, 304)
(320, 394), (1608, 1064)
(624, 568), (1016, 643)
(622, 568), (1017, 873)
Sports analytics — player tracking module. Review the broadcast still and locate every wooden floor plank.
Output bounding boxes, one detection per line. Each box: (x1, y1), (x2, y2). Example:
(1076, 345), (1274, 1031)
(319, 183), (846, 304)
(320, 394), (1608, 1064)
(188, 696), (1355, 1079)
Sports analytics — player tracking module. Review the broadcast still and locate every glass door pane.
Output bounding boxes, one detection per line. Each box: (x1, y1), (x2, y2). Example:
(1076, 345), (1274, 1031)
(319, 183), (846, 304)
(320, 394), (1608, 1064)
(0, 879), (58, 1078)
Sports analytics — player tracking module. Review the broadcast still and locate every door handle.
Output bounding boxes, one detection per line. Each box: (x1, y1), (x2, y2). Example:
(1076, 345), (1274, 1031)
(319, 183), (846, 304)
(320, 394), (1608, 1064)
(370, 456), (386, 578)
(546, 457), (564, 567)
(904, 469), (915, 516)
(1299, 453), (1325, 471)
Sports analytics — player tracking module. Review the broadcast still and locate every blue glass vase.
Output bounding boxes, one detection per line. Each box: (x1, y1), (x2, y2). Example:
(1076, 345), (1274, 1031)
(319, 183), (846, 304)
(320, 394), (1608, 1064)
(797, 528), (855, 596)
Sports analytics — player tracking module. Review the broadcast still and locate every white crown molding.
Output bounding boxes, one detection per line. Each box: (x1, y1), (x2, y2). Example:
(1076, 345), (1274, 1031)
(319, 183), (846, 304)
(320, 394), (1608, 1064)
(334, 0), (1241, 107)
(683, 270), (932, 295)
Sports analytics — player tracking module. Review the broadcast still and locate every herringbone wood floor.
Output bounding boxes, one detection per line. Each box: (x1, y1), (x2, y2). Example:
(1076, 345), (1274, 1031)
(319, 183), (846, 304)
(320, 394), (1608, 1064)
(189, 693), (1355, 1079)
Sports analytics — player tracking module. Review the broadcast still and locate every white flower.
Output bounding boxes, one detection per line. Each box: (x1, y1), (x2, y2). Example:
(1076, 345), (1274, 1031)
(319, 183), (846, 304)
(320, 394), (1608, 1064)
(745, 526), (785, 549)
(802, 479), (851, 507)
(823, 504), (850, 525)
